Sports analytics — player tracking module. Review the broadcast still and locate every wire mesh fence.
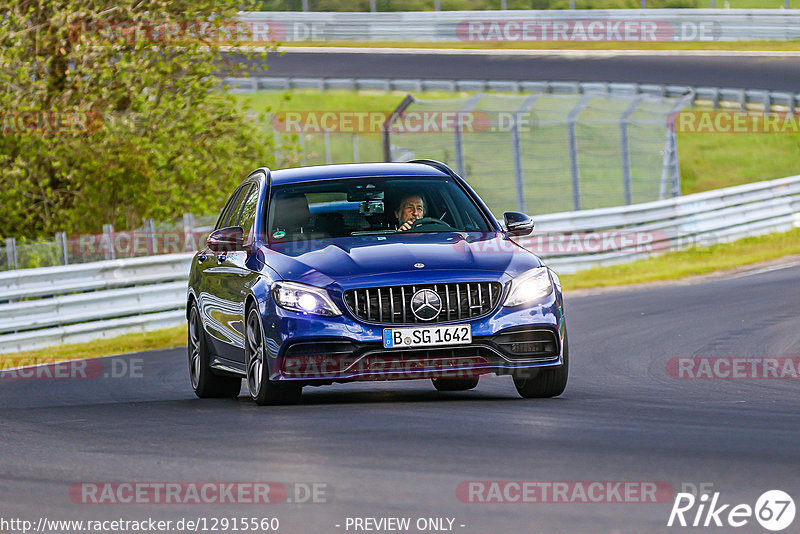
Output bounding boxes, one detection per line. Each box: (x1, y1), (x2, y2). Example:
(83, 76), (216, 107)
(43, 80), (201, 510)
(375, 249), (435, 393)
(384, 91), (689, 215)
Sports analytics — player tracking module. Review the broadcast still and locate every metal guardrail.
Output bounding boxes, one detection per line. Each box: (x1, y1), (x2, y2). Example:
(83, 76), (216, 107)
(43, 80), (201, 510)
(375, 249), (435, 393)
(1, 175), (799, 353)
(0, 254), (192, 353)
(238, 10), (800, 42)
(528, 174), (800, 272)
(224, 77), (799, 114)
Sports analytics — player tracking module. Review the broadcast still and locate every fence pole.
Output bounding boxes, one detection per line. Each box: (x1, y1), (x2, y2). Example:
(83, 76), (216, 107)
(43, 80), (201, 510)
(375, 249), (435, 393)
(352, 134), (360, 163)
(501, 0), (507, 9)
(6, 238), (17, 270)
(382, 94), (416, 162)
(454, 94), (484, 177)
(641, 0), (646, 7)
(298, 133), (306, 166)
(567, 95), (592, 211)
(102, 224), (115, 260)
(434, 0), (440, 10)
(145, 219), (157, 255)
(570, 0), (575, 8)
(301, 0), (309, 11)
(183, 213), (197, 252)
(272, 133), (281, 167)
(56, 232), (68, 265)
(324, 131), (332, 164)
(370, 0), (376, 12)
(510, 94), (542, 214)
(619, 96), (643, 206)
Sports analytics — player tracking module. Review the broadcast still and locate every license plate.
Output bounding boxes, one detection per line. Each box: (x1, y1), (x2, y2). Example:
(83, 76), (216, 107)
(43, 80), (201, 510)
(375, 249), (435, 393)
(383, 324), (472, 349)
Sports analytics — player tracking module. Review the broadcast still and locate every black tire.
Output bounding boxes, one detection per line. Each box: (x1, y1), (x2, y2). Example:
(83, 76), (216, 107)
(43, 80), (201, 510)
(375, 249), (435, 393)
(188, 304), (242, 398)
(245, 306), (302, 406)
(432, 377), (480, 391)
(513, 328), (569, 399)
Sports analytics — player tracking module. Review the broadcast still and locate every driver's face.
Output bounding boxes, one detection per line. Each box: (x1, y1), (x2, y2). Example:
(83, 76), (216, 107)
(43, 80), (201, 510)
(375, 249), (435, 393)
(395, 195), (424, 225)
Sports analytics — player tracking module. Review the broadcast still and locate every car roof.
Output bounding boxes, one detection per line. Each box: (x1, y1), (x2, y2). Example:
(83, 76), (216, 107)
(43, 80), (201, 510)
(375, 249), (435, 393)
(267, 162), (451, 186)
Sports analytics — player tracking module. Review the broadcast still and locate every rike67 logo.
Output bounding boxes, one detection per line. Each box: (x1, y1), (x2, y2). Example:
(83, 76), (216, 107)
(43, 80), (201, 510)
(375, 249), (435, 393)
(668, 489), (795, 531)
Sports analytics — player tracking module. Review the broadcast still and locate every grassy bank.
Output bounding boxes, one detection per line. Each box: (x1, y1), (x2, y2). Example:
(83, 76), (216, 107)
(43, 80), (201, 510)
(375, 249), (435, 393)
(559, 227), (800, 290)
(0, 326), (187, 368)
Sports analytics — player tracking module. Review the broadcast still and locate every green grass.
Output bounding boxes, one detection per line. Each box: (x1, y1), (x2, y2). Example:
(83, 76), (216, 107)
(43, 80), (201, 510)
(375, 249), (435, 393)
(0, 326), (187, 367)
(677, 129), (800, 194)
(559, 227), (800, 290)
(280, 40), (800, 51)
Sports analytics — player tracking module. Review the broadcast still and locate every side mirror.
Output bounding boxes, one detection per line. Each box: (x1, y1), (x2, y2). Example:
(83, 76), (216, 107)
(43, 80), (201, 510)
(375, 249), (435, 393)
(503, 212), (534, 236)
(206, 226), (244, 254)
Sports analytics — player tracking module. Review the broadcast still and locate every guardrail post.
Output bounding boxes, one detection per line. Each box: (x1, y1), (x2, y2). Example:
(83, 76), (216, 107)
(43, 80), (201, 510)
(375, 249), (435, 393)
(6, 238), (17, 270)
(620, 96), (643, 206)
(56, 232), (69, 265)
(102, 224), (115, 260)
(434, 0), (440, 10)
(145, 219), (157, 255)
(352, 134), (360, 163)
(301, 0), (308, 11)
(567, 95), (592, 211)
(370, 0), (376, 12)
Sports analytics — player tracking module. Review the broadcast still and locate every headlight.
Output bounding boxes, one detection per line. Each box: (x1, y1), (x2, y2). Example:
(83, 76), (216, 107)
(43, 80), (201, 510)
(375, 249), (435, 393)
(503, 267), (553, 307)
(272, 281), (342, 317)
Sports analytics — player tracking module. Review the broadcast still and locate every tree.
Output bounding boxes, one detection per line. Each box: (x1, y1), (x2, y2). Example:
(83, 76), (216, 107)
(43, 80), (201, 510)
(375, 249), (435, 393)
(0, 0), (278, 238)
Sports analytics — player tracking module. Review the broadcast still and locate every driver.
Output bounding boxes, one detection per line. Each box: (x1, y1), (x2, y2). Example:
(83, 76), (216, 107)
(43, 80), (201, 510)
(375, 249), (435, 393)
(395, 194), (425, 232)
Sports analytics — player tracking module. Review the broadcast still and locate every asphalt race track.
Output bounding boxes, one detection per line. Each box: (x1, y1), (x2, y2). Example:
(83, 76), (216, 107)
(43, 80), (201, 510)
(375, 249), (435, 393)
(2, 262), (799, 533)
(239, 49), (800, 92)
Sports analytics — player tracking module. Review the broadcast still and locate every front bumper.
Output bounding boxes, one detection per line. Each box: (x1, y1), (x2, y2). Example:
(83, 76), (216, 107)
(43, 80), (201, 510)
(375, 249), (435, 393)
(262, 290), (565, 383)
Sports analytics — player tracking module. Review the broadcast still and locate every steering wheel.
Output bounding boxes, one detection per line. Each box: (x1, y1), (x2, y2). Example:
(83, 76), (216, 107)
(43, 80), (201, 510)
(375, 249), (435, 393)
(410, 217), (454, 231)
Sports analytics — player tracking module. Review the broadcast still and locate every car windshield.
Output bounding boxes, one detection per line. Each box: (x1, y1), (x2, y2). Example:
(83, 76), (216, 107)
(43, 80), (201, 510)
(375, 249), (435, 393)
(267, 177), (492, 243)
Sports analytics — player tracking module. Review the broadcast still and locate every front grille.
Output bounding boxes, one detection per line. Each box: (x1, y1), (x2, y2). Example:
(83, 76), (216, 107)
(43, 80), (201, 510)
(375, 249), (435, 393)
(344, 282), (503, 325)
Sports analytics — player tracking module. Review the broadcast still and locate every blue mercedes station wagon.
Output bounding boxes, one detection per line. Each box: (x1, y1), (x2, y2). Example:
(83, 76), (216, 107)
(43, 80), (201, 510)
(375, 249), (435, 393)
(187, 160), (568, 405)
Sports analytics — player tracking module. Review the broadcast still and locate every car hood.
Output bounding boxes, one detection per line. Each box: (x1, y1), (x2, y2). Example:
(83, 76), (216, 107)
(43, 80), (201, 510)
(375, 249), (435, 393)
(259, 232), (542, 289)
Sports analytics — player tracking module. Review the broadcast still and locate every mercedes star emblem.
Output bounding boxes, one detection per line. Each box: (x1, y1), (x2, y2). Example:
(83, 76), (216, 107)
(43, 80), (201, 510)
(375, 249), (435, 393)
(410, 289), (442, 321)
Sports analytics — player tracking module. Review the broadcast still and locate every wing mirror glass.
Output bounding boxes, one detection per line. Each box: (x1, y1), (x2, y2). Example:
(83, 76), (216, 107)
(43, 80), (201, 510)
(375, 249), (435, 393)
(503, 212), (534, 236)
(206, 226), (244, 254)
